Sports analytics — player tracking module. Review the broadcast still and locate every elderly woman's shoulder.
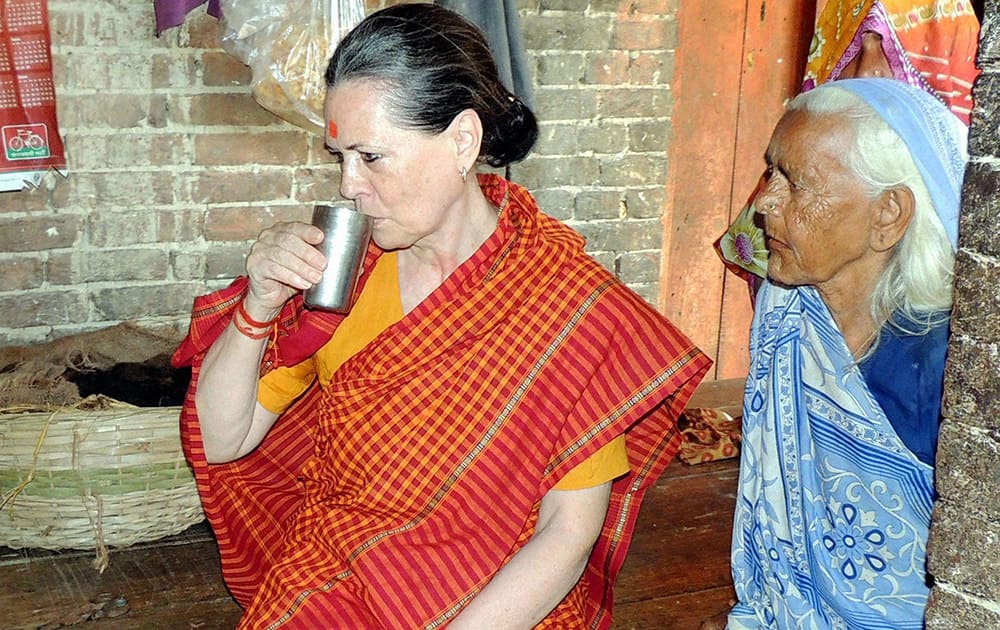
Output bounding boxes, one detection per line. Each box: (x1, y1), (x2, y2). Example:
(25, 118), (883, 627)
(877, 312), (950, 364)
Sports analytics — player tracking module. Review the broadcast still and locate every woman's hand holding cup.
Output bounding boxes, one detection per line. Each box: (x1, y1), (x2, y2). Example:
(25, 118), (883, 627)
(244, 220), (327, 316)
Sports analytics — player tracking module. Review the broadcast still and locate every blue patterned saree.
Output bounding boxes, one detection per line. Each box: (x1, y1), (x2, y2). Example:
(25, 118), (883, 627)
(728, 282), (937, 630)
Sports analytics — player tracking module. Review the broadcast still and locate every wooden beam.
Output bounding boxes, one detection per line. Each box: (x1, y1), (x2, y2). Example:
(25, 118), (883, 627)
(659, 0), (747, 378)
(715, 1), (816, 379)
(661, 0), (816, 379)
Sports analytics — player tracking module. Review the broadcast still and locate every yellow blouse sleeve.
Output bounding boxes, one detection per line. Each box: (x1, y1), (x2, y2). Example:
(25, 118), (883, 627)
(553, 434), (629, 490)
(258, 360), (317, 415)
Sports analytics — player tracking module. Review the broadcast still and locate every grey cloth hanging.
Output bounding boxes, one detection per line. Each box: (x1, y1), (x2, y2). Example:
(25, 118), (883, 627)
(436, 0), (534, 108)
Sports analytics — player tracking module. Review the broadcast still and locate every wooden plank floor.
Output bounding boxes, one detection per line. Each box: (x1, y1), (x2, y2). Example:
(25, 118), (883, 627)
(0, 379), (742, 630)
(612, 458), (738, 629)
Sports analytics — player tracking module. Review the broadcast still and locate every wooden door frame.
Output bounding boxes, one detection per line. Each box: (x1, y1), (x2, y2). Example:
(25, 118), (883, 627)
(659, 0), (816, 379)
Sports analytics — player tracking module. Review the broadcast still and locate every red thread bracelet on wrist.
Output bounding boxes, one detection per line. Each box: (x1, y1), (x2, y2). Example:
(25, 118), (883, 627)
(237, 298), (278, 329)
(233, 315), (273, 340)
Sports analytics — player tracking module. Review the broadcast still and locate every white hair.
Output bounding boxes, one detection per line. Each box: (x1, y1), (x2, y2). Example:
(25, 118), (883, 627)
(786, 86), (956, 337)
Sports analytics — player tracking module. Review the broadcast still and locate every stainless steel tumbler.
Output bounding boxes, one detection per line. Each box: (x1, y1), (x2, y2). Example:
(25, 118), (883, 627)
(303, 203), (373, 313)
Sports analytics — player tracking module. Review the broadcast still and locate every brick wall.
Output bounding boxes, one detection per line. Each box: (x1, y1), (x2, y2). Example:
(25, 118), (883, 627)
(925, 4), (1000, 627)
(0, 0), (678, 346)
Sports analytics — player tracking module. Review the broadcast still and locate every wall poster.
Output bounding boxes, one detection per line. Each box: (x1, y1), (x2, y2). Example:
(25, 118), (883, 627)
(0, 0), (66, 192)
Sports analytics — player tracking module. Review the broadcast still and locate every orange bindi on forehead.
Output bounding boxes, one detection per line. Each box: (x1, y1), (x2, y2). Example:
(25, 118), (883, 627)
(328, 121), (338, 138)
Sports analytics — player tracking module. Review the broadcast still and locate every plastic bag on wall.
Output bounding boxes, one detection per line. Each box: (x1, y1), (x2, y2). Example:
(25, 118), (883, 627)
(219, 0), (365, 134)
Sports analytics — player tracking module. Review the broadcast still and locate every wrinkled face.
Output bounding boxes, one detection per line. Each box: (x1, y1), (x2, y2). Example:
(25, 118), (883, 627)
(324, 79), (462, 252)
(756, 110), (880, 291)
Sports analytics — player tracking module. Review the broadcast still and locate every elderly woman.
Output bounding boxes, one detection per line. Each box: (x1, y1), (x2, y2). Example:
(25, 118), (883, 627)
(718, 0), (978, 284)
(172, 5), (709, 629)
(706, 78), (967, 630)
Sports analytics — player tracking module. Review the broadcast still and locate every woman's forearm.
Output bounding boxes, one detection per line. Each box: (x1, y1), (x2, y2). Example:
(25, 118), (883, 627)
(447, 483), (611, 629)
(194, 319), (278, 463)
(193, 220), (323, 463)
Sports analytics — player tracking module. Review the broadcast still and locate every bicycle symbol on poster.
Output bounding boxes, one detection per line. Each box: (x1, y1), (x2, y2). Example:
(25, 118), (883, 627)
(8, 128), (44, 151)
(2, 123), (50, 160)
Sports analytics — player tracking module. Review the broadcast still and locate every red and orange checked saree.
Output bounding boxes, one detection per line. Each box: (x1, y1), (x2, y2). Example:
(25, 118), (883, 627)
(172, 174), (711, 629)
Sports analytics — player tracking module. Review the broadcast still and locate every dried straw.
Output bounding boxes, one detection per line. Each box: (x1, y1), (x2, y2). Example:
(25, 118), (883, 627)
(0, 395), (204, 571)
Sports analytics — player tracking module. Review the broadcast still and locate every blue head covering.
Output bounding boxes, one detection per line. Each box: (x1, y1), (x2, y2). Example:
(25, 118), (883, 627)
(817, 78), (968, 251)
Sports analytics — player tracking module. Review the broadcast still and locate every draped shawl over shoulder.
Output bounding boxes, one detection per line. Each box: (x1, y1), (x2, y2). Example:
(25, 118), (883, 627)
(728, 283), (937, 630)
(172, 174), (711, 629)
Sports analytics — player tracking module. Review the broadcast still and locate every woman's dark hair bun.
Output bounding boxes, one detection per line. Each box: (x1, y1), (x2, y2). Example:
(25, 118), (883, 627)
(481, 97), (538, 167)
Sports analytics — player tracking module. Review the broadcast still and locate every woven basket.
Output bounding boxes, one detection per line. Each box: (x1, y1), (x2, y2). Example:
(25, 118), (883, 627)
(0, 396), (204, 567)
